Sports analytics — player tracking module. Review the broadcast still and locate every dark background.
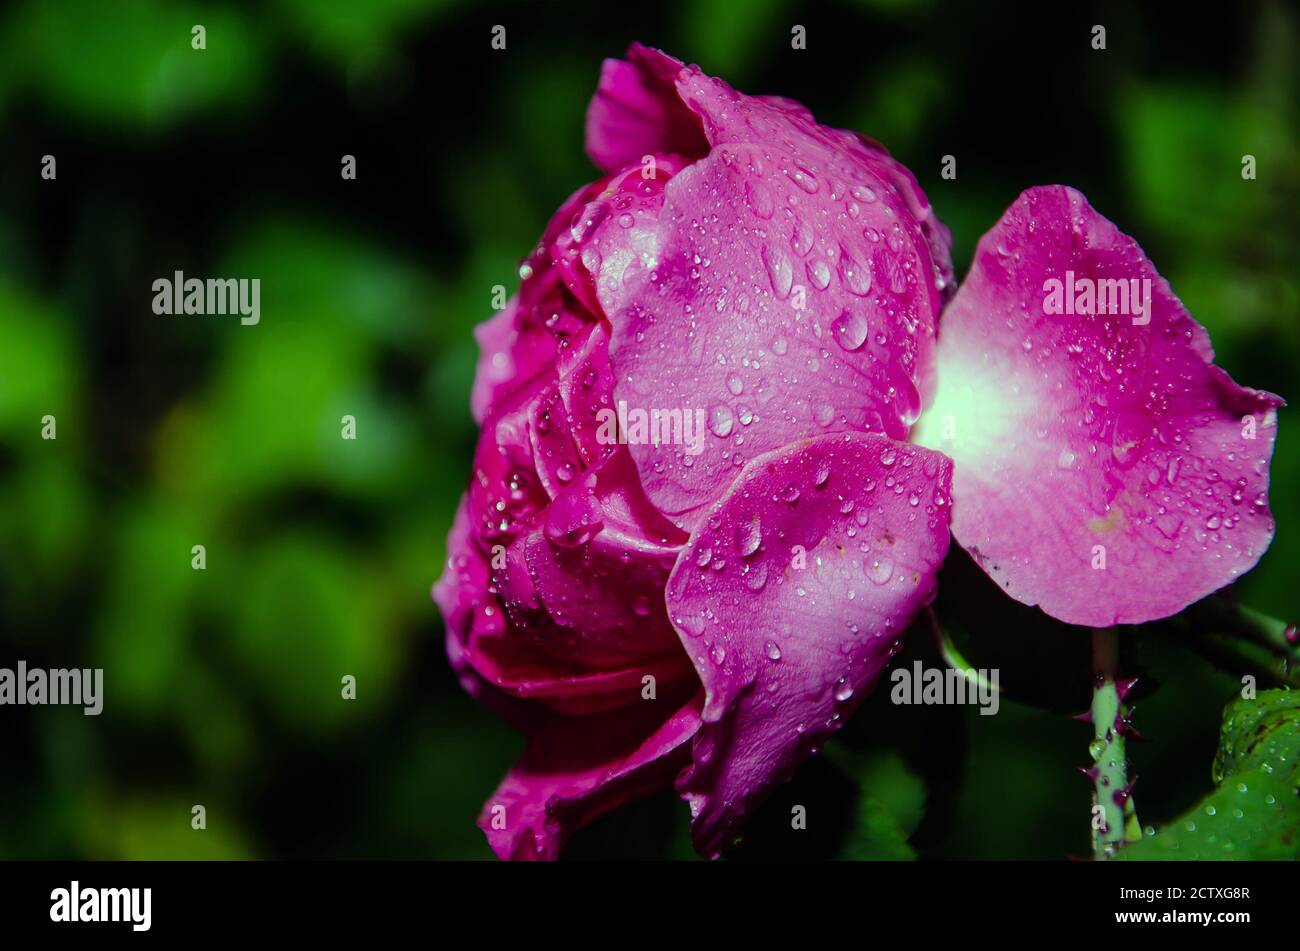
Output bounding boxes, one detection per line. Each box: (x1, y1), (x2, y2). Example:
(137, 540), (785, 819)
(0, 0), (1295, 859)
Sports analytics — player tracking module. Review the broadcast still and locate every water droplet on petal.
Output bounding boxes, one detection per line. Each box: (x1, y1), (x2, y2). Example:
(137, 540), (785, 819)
(832, 308), (868, 351)
(735, 515), (762, 557)
(785, 164), (819, 194)
(744, 180), (775, 219)
(762, 244), (794, 299)
(807, 259), (831, 290)
(709, 405), (735, 438)
(865, 556), (894, 584)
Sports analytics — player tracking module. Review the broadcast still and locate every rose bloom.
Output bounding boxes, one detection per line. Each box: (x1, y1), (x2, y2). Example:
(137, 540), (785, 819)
(434, 44), (1281, 859)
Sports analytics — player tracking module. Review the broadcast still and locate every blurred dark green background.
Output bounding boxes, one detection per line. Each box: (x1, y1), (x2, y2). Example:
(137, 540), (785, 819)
(0, 0), (1295, 860)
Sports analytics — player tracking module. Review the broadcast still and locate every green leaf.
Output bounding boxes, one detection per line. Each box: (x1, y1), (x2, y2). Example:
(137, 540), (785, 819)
(839, 794), (916, 861)
(852, 749), (926, 838)
(1213, 689), (1300, 783)
(829, 746), (925, 859)
(1115, 689), (1300, 860)
(1113, 768), (1300, 860)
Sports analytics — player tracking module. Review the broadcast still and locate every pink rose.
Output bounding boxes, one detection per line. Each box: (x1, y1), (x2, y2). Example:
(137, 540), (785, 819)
(434, 44), (1281, 860)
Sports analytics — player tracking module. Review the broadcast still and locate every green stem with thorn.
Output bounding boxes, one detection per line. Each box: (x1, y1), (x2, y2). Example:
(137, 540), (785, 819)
(926, 608), (1001, 698)
(1088, 628), (1141, 859)
(1159, 597), (1300, 689)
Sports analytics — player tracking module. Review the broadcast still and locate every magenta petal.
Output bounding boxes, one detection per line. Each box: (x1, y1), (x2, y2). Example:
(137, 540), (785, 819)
(669, 66), (953, 322)
(480, 687), (703, 859)
(528, 379), (584, 499)
(594, 140), (948, 526)
(523, 456), (686, 668)
(466, 648), (694, 713)
(556, 322), (618, 467)
(665, 433), (953, 856)
(470, 302), (518, 425)
(584, 44), (707, 174)
(471, 298), (558, 425)
(917, 185), (1283, 626)
(467, 373), (552, 548)
(434, 496), (538, 731)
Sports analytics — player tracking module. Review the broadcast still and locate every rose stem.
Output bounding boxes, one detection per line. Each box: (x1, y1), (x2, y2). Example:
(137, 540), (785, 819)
(1086, 627), (1141, 860)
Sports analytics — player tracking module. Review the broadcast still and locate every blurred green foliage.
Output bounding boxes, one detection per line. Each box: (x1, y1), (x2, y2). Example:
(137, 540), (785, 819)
(0, 0), (1295, 860)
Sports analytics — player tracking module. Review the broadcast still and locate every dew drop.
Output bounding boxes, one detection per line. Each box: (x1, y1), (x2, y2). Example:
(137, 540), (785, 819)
(865, 556), (894, 585)
(735, 515), (762, 557)
(832, 308), (869, 351)
(785, 164), (819, 194)
(807, 259), (831, 290)
(709, 405), (735, 438)
(744, 180), (775, 219)
(762, 244), (794, 299)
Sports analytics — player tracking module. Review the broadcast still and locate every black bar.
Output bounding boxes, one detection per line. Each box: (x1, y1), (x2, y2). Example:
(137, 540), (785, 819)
(0, 860), (1288, 938)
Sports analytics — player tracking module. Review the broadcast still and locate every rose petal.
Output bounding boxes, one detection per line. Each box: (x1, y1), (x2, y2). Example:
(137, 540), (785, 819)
(592, 139), (945, 527)
(444, 485), (695, 719)
(471, 297), (557, 425)
(579, 48), (951, 525)
(665, 432), (953, 856)
(434, 496), (539, 731)
(517, 179), (606, 328)
(670, 65), (953, 316)
(467, 372), (552, 548)
(584, 44), (708, 174)
(914, 185), (1283, 626)
(556, 321), (618, 467)
(528, 379), (584, 498)
(480, 686), (703, 859)
(521, 453), (687, 668)
(466, 627), (694, 716)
